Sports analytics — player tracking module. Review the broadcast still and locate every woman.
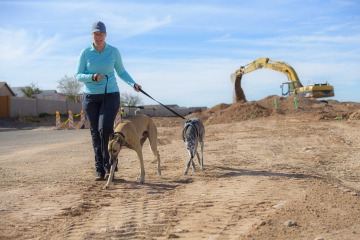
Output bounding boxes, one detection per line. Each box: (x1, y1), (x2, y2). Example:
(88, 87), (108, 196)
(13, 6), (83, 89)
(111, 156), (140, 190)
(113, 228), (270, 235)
(76, 21), (141, 181)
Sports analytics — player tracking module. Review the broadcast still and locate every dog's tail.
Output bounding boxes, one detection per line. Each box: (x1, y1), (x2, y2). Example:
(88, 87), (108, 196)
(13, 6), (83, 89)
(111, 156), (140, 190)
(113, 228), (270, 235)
(148, 119), (161, 176)
(148, 120), (159, 157)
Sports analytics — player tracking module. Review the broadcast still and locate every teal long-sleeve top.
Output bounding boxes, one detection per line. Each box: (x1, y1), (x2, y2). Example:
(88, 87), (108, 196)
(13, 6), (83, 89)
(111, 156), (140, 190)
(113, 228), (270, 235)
(76, 43), (136, 94)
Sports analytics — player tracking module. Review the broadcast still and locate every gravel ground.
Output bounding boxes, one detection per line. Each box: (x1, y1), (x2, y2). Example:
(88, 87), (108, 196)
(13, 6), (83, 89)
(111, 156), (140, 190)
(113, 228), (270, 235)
(0, 117), (55, 131)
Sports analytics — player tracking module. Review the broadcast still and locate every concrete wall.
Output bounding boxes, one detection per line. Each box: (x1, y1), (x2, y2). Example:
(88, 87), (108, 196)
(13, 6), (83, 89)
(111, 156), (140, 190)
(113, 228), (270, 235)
(10, 97), (82, 118)
(10, 97), (37, 117)
(7, 96), (206, 118)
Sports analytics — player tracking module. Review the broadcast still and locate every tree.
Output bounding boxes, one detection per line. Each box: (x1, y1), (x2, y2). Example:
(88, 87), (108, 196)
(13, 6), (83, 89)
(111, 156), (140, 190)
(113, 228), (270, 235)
(20, 82), (42, 98)
(121, 92), (143, 107)
(57, 75), (83, 102)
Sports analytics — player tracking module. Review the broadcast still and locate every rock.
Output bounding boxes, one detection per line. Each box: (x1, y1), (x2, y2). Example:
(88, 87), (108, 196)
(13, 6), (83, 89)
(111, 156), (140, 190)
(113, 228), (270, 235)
(283, 220), (297, 227)
(168, 233), (180, 238)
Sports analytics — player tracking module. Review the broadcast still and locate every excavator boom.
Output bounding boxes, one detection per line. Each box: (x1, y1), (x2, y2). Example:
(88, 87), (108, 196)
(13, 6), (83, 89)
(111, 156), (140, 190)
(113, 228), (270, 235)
(231, 58), (334, 102)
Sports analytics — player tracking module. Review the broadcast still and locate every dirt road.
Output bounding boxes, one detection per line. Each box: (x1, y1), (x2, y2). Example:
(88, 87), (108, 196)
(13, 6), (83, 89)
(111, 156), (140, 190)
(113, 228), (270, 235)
(0, 114), (359, 240)
(1, 95), (360, 240)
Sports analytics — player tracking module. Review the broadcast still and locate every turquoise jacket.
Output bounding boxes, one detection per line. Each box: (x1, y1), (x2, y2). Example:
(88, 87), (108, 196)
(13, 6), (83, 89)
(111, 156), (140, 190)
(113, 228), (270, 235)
(76, 43), (136, 94)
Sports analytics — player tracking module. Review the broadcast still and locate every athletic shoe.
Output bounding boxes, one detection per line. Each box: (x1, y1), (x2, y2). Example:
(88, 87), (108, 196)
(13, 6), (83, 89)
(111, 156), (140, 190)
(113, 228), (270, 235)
(95, 172), (105, 181)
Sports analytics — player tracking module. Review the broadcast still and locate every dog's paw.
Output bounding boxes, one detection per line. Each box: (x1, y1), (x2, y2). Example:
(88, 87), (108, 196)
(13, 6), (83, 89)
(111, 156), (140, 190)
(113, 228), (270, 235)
(103, 184), (110, 190)
(137, 173), (145, 184)
(137, 177), (145, 184)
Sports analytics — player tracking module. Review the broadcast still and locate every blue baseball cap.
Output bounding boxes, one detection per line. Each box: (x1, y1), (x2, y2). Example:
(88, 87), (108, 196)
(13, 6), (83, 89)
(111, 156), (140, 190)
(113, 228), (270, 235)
(92, 21), (106, 33)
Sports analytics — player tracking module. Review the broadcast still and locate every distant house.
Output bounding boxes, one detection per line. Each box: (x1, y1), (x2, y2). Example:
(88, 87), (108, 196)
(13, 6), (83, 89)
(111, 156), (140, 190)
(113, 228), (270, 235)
(35, 90), (68, 101)
(0, 82), (16, 118)
(10, 87), (25, 97)
(0, 82), (16, 96)
(11, 87), (68, 101)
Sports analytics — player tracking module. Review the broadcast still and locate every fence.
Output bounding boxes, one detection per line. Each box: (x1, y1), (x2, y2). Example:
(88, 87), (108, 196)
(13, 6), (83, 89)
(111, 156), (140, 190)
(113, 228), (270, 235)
(5, 96), (82, 118)
(1, 96), (207, 119)
(122, 106), (206, 118)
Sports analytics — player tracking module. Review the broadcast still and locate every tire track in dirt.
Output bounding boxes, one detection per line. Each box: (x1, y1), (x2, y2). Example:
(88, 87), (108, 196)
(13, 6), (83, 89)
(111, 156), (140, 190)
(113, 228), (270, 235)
(163, 175), (311, 239)
(61, 179), (181, 240)
(59, 173), (311, 239)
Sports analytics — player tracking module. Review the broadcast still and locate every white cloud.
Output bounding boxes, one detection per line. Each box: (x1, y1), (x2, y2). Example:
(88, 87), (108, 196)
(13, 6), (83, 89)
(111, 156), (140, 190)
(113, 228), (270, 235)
(0, 28), (60, 60)
(106, 15), (173, 39)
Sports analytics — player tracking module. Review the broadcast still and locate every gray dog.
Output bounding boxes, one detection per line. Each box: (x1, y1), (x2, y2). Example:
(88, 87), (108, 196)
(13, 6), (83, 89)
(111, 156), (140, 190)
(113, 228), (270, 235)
(182, 118), (205, 175)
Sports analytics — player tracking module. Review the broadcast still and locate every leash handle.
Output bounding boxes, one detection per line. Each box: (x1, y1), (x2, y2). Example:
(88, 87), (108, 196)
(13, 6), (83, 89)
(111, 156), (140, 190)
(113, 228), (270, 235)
(139, 88), (186, 120)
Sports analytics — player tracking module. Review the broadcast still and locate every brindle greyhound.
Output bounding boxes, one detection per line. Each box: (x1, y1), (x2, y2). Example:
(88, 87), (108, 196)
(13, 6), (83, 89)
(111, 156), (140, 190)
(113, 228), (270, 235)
(182, 118), (205, 175)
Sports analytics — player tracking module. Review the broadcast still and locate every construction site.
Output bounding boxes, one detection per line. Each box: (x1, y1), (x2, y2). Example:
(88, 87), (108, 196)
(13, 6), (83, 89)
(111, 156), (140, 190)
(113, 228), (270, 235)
(1, 59), (359, 239)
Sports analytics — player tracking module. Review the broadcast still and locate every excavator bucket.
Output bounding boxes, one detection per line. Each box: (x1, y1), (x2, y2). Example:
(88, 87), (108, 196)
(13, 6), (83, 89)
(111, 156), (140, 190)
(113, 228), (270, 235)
(230, 73), (237, 84)
(231, 73), (247, 102)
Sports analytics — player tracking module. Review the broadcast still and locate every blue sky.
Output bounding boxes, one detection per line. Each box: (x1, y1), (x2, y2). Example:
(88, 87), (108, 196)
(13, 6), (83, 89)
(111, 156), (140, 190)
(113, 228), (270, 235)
(1, 0), (359, 107)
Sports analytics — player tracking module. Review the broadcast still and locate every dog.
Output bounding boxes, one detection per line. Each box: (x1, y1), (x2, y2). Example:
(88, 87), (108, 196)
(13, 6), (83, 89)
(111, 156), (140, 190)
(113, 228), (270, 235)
(182, 118), (205, 175)
(103, 114), (161, 189)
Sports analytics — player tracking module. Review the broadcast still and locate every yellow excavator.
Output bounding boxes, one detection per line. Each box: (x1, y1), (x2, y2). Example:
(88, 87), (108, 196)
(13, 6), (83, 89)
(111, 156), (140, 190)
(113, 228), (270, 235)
(231, 58), (335, 102)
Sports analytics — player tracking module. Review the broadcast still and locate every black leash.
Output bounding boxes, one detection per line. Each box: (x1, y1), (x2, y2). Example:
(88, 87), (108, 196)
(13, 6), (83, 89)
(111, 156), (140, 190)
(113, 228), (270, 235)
(139, 88), (187, 120)
(102, 75), (109, 170)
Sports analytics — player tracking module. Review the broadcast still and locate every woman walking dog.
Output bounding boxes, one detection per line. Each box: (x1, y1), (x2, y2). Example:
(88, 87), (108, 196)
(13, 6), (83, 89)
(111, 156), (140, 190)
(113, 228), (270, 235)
(76, 21), (141, 181)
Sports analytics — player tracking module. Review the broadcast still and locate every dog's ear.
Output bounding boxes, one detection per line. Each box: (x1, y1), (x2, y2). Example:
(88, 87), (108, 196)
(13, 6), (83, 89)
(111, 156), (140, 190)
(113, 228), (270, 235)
(182, 127), (187, 142)
(115, 132), (125, 145)
(110, 132), (125, 145)
(109, 132), (116, 141)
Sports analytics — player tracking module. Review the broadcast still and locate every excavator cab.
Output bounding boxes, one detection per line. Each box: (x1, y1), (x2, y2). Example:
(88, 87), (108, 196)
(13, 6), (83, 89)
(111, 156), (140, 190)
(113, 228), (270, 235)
(296, 82), (334, 98)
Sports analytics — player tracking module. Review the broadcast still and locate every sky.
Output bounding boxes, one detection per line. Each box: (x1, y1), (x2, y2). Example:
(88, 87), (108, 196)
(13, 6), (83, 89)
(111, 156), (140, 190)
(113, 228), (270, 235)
(1, 0), (359, 108)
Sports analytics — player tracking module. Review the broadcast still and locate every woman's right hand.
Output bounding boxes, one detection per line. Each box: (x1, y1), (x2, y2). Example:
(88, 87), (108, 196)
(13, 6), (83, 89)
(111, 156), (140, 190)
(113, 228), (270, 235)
(92, 74), (105, 82)
(96, 74), (104, 82)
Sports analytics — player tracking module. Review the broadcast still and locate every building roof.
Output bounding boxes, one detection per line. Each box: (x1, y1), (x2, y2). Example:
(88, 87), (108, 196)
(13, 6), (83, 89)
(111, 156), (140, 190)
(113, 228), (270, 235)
(0, 82), (16, 96)
(10, 87), (25, 97)
(38, 90), (58, 94)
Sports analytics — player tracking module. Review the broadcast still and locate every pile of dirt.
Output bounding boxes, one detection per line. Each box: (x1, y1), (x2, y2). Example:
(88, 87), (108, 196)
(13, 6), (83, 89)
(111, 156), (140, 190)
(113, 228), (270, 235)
(188, 95), (360, 125)
(2, 95), (359, 129)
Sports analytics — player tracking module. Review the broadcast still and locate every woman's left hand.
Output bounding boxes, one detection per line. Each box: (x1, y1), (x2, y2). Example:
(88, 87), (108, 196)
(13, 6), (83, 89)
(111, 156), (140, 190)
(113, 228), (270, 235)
(134, 84), (142, 92)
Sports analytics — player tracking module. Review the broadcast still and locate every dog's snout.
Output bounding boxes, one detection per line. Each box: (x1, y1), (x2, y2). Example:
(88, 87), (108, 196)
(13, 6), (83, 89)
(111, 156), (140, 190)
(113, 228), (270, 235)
(186, 145), (195, 150)
(186, 141), (196, 150)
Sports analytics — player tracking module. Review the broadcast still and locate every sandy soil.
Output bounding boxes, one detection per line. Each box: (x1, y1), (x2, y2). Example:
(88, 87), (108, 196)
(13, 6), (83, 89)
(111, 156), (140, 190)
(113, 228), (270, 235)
(0, 95), (360, 240)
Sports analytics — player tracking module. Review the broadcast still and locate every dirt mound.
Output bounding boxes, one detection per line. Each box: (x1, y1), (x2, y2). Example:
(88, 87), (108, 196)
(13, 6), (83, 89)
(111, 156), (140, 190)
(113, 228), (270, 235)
(348, 110), (360, 120)
(187, 95), (360, 125)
